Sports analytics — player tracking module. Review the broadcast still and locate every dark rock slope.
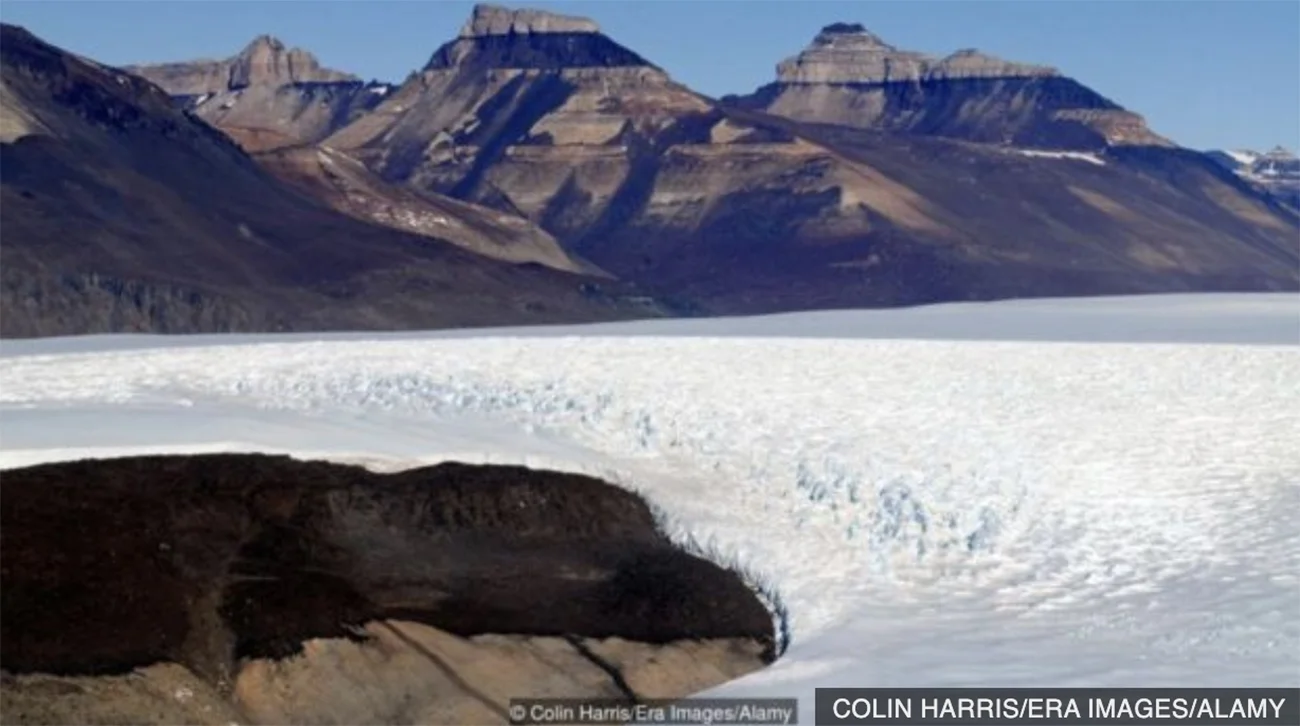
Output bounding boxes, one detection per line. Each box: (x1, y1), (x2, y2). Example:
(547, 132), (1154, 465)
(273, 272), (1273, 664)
(0, 454), (775, 724)
(0, 23), (661, 337)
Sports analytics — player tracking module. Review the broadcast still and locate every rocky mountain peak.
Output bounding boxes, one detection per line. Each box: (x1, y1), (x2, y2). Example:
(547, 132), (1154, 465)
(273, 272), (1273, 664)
(241, 34), (286, 54)
(935, 47), (1057, 80)
(809, 23), (896, 51)
(424, 4), (652, 71)
(228, 34), (356, 89)
(126, 34), (358, 96)
(776, 23), (1057, 85)
(460, 4), (601, 37)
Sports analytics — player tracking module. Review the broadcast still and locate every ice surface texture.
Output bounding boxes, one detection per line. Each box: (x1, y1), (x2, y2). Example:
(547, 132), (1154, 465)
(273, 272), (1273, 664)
(1, 293), (1297, 721)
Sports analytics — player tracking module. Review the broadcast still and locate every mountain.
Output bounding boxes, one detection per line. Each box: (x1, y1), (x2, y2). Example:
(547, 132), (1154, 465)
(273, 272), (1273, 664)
(0, 23), (660, 337)
(311, 4), (1296, 311)
(124, 32), (598, 273)
(125, 35), (394, 149)
(1205, 146), (1300, 211)
(8, 5), (1300, 333)
(723, 23), (1172, 149)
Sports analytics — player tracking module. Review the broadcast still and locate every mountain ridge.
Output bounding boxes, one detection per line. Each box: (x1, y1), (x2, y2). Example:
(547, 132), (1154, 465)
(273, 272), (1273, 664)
(723, 22), (1171, 149)
(125, 34), (393, 150)
(308, 4), (1296, 311)
(125, 34), (360, 95)
(1205, 145), (1300, 211)
(3, 5), (1297, 336)
(0, 21), (661, 337)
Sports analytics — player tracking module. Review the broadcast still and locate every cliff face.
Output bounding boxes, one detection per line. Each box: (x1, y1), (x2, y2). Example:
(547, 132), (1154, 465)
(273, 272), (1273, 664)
(726, 23), (1172, 149)
(0, 454), (773, 724)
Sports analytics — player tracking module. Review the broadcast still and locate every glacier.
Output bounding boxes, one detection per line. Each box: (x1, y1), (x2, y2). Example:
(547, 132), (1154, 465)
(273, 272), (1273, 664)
(1, 292), (1297, 722)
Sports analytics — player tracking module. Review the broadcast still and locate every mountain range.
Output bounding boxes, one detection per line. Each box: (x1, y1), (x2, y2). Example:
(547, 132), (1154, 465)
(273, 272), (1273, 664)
(2, 3), (1296, 336)
(1205, 146), (1300, 211)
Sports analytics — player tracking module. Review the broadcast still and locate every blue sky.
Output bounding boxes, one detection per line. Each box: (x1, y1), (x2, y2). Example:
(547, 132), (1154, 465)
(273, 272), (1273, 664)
(3, 1), (1297, 151)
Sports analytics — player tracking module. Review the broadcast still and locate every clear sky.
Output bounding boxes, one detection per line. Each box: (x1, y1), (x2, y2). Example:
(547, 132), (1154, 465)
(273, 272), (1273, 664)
(3, 0), (1297, 151)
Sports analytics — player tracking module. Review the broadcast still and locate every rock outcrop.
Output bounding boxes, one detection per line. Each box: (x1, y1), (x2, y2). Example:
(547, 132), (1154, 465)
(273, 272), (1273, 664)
(0, 454), (775, 725)
(425, 3), (649, 71)
(126, 35), (389, 147)
(461, 3), (602, 36)
(230, 34), (356, 88)
(127, 35), (358, 96)
(0, 23), (659, 337)
(728, 23), (1171, 149)
(773, 23), (1057, 85)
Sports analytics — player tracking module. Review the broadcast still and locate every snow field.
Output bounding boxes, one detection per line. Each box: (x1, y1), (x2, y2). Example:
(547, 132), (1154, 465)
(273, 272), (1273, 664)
(1, 294), (1297, 720)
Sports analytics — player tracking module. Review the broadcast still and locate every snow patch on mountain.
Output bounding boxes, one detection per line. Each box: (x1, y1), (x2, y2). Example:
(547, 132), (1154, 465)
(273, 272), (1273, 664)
(1013, 149), (1106, 165)
(1225, 149), (1262, 166)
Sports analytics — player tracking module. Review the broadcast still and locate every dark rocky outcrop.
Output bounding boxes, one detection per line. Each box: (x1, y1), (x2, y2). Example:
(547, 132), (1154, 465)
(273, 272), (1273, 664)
(0, 454), (775, 724)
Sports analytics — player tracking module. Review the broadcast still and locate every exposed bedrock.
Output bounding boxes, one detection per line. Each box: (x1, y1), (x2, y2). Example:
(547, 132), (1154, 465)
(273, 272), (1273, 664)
(0, 454), (776, 724)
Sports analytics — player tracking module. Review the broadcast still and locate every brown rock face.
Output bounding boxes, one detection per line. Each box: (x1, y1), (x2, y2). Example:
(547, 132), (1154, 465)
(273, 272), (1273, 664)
(1, 626), (767, 725)
(0, 455), (773, 724)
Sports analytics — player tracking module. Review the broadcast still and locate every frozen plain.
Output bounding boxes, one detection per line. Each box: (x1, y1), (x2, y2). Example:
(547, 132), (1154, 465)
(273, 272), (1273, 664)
(1, 293), (1298, 720)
